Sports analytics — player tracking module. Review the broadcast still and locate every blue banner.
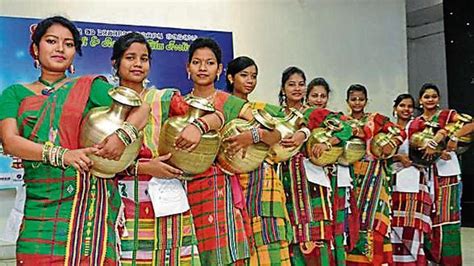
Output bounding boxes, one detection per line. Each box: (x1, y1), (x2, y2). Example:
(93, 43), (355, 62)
(0, 16), (234, 188)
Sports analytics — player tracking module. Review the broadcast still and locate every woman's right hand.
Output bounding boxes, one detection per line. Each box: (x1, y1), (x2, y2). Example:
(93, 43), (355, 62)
(143, 153), (184, 178)
(63, 147), (98, 173)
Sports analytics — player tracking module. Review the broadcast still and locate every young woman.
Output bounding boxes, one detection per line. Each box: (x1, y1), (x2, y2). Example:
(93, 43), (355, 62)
(0, 16), (145, 265)
(304, 78), (359, 265)
(344, 84), (406, 265)
(110, 32), (225, 265)
(274, 68), (336, 265)
(226, 56), (293, 265)
(390, 93), (432, 265)
(183, 38), (285, 265)
(408, 83), (466, 266)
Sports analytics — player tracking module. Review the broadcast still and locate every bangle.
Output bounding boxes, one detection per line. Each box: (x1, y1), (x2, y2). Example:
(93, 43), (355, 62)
(42, 142), (54, 163)
(191, 119), (206, 135)
(297, 127), (311, 142)
(214, 111), (225, 130)
(427, 139), (438, 149)
(251, 127), (260, 144)
(196, 117), (210, 133)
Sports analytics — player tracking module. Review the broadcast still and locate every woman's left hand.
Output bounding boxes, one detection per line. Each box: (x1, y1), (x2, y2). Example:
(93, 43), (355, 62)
(280, 131), (305, 148)
(95, 133), (126, 161)
(175, 124), (201, 152)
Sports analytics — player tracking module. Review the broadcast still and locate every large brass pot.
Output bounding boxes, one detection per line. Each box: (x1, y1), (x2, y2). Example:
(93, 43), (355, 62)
(158, 97), (221, 175)
(306, 118), (344, 166)
(80, 86), (143, 178)
(338, 120), (366, 165)
(409, 121), (443, 167)
(338, 137), (366, 166)
(445, 113), (472, 154)
(266, 108), (305, 163)
(217, 109), (276, 174)
(370, 126), (401, 159)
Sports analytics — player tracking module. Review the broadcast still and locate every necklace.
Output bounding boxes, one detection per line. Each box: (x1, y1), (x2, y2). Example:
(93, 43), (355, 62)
(190, 88), (217, 102)
(38, 75), (67, 96)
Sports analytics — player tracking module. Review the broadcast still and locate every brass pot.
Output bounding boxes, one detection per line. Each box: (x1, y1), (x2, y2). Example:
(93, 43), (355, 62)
(370, 126), (401, 159)
(158, 97), (221, 175)
(217, 109), (276, 174)
(80, 86), (143, 178)
(266, 108), (305, 163)
(409, 121), (444, 167)
(445, 113), (472, 154)
(338, 119), (366, 165)
(306, 118), (344, 166)
(338, 137), (366, 166)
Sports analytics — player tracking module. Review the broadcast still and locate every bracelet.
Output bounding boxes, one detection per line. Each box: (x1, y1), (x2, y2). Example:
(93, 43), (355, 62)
(196, 117), (210, 133)
(42, 142), (54, 163)
(387, 139), (398, 150)
(450, 135), (459, 143)
(191, 119), (206, 135)
(122, 122), (139, 143)
(115, 128), (132, 146)
(297, 127), (311, 142)
(251, 127), (260, 144)
(427, 139), (438, 149)
(214, 111), (225, 130)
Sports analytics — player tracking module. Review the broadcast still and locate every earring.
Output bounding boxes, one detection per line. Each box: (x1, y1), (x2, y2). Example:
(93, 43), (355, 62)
(142, 78), (150, 88)
(111, 67), (120, 85)
(68, 64), (75, 74)
(419, 104), (423, 109)
(34, 59), (40, 69)
(187, 72), (190, 80)
(393, 112), (398, 119)
(436, 103), (440, 108)
(217, 74), (220, 81)
(281, 94), (287, 107)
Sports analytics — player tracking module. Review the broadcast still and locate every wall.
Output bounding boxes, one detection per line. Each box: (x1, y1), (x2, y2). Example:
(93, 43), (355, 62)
(0, 0), (408, 116)
(406, 0), (448, 107)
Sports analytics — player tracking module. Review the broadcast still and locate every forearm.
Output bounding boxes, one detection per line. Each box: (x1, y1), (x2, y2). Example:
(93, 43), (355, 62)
(200, 112), (224, 131)
(125, 103), (150, 131)
(260, 129), (281, 145)
(329, 136), (341, 146)
(2, 134), (42, 161)
(455, 122), (474, 138)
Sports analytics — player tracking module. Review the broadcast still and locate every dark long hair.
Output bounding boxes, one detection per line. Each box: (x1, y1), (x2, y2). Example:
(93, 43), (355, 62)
(226, 56), (258, 91)
(111, 32), (152, 77)
(30, 16), (82, 57)
(279, 66), (306, 106)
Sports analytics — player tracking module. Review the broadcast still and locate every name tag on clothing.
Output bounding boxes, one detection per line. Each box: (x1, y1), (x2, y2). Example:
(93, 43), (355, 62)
(303, 158), (331, 190)
(337, 165), (353, 188)
(394, 166), (420, 193)
(436, 151), (461, 177)
(148, 178), (190, 217)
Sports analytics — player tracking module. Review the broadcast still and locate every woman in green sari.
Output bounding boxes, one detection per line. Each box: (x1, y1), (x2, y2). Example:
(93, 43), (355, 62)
(0, 16), (145, 265)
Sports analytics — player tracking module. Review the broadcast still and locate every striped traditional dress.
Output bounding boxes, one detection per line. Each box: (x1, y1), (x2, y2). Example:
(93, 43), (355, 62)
(117, 89), (201, 266)
(346, 113), (406, 266)
(391, 120), (432, 266)
(408, 109), (462, 266)
(0, 76), (122, 265)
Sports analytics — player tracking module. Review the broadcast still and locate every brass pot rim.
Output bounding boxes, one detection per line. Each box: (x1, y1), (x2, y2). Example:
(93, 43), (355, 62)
(186, 96), (215, 112)
(252, 109), (276, 129)
(109, 86), (142, 107)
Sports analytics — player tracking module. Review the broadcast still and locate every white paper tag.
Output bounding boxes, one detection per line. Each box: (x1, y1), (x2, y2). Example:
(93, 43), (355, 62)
(436, 151), (461, 177)
(303, 159), (331, 189)
(394, 166), (420, 193)
(147, 178), (190, 217)
(337, 165), (353, 188)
